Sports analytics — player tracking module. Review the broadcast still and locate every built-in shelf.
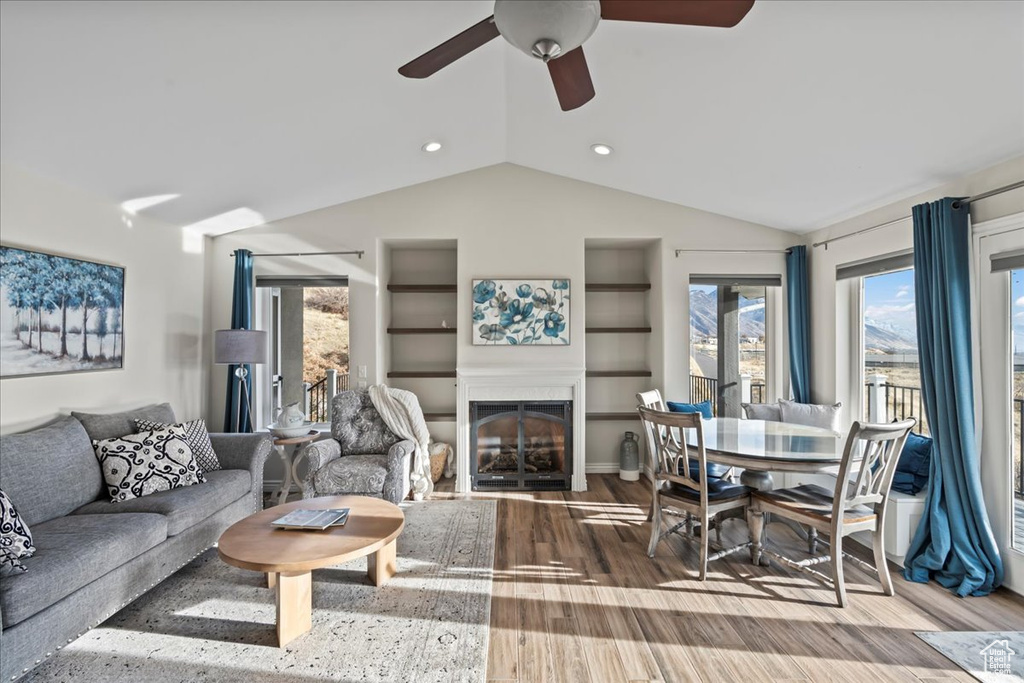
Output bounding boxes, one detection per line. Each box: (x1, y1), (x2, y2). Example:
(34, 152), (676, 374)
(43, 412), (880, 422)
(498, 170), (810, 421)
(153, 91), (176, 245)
(586, 370), (652, 377)
(585, 283), (651, 292)
(387, 284), (457, 293)
(423, 412), (457, 422)
(586, 412), (641, 421)
(585, 326), (652, 334)
(386, 370), (457, 379)
(387, 327), (456, 335)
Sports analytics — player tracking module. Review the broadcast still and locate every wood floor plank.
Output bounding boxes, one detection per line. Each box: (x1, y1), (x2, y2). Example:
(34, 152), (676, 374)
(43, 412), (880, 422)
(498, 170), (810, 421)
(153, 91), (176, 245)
(519, 594), (557, 682)
(547, 617), (591, 683)
(566, 577), (631, 683)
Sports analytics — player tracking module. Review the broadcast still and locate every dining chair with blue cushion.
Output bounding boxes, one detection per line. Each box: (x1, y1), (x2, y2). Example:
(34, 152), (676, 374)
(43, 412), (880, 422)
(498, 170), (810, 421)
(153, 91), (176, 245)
(748, 418), (916, 607)
(636, 405), (753, 580)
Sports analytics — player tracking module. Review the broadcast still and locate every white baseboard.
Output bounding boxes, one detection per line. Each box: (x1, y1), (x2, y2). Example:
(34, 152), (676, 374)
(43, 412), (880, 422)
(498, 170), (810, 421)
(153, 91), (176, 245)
(585, 463), (622, 474)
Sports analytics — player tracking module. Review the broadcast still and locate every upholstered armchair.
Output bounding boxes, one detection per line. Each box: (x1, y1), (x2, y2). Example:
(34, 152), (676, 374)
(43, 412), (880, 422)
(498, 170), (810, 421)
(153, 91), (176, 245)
(294, 390), (413, 504)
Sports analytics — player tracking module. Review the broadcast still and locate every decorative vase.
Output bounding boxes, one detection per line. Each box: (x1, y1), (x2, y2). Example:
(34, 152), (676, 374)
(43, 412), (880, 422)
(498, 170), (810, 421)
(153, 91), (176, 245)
(619, 431), (640, 481)
(275, 402), (305, 427)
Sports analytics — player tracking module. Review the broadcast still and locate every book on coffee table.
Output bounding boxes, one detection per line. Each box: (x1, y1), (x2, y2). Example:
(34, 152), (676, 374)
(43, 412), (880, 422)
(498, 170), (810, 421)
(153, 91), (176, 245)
(272, 508), (350, 531)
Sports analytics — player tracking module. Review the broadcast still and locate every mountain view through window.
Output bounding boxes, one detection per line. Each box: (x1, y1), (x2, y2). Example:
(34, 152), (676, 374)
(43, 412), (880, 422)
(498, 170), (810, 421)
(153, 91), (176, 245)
(862, 268), (926, 434)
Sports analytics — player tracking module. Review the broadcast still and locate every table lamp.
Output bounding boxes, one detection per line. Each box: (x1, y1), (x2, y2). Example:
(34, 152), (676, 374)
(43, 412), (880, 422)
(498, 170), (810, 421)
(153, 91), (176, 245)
(215, 329), (268, 432)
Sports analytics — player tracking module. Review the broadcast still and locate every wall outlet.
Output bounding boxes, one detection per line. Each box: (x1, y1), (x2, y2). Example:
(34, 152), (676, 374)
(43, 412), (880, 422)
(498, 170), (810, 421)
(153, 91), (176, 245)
(358, 380), (367, 390)
(358, 365), (367, 378)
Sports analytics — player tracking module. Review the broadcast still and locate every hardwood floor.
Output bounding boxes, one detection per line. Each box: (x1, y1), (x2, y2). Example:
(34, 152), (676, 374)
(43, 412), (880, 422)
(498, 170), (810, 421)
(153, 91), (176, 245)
(433, 474), (1024, 683)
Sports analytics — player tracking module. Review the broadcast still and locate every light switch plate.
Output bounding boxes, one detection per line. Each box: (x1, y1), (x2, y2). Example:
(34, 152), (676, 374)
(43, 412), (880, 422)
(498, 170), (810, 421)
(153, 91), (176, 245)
(357, 365), (367, 378)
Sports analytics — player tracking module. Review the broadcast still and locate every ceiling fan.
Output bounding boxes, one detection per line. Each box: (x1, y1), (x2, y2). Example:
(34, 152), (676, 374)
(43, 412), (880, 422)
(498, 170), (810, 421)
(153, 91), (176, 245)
(398, 0), (755, 111)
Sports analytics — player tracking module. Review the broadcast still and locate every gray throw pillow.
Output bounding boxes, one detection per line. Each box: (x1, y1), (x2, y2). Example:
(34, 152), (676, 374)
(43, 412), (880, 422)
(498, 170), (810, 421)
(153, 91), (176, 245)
(742, 402), (782, 422)
(94, 425), (204, 502)
(778, 399), (843, 434)
(0, 489), (34, 574)
(135, 418), (221, 473)
(72, 403), (177, 442)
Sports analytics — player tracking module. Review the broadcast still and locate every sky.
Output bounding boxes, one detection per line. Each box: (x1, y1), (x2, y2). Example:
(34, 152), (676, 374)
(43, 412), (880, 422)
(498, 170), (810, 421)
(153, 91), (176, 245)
(863, 267), (917, 340)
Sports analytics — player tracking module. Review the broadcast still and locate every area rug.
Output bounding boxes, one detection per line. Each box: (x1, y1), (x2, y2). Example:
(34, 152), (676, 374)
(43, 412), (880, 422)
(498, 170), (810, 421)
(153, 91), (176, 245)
(916, 631), (1024, 683)
(24, 500), (496, 683)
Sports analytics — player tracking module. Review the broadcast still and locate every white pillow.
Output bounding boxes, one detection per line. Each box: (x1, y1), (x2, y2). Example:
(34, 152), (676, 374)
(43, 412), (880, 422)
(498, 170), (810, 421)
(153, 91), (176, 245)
(742, 402), (782, 422)
(94, 425), (205, 502)
(778, 399), (843, 434)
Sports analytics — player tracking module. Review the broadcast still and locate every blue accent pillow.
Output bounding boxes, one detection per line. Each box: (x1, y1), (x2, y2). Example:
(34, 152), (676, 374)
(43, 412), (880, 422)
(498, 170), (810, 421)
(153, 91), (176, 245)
(892, 432), (932, 495)
(666, 400), (713, 420)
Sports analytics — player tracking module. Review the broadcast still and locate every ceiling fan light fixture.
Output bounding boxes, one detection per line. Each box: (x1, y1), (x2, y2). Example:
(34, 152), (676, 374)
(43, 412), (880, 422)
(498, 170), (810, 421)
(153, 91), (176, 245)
(531, 39), (562, 62)
(494, 0), (601, 61)
(421, 141), (443, 153)
(591, 143), (613, 156)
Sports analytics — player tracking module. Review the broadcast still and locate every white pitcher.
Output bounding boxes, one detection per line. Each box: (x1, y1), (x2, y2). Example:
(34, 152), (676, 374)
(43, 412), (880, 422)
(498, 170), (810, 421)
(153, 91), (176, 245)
(275, 402), (305, 427)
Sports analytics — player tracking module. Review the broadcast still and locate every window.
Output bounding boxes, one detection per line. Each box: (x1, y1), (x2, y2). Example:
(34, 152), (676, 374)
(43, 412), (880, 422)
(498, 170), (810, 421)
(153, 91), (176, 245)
(1011, 268), (1023, 548)
(689, 277), (773, 417)
(861, 267), (927, 434)
(255, 278), (350, 424)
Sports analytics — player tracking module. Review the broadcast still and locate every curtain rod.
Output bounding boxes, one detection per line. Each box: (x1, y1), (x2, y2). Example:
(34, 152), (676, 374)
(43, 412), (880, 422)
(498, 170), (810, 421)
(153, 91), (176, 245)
(675, 248), (791, 256)
(229, 250), (364, 259)
(812, 179), (1024, 250)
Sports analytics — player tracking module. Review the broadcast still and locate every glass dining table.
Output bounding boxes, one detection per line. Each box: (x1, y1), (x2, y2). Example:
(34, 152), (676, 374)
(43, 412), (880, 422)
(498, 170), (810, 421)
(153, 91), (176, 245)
(681, 417), (847, 564)
(681, 416), (845, 490)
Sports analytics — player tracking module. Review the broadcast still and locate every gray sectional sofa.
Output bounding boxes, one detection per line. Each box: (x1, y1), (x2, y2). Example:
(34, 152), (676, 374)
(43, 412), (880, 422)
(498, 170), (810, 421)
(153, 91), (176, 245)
(0, 404), (271, 682)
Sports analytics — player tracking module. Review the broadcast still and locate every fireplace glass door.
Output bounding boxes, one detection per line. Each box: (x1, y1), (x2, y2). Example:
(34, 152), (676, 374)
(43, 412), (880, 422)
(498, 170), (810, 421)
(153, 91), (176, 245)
(471, 401), (572, 490)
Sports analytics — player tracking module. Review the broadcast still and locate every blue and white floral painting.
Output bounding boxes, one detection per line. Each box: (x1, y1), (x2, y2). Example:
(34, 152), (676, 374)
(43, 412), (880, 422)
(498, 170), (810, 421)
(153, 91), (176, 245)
(472, 279), (570, 346)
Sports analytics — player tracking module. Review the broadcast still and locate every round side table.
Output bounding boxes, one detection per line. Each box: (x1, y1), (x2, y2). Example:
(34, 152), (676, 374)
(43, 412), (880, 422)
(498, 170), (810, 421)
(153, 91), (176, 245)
(271, 431), (320, 506)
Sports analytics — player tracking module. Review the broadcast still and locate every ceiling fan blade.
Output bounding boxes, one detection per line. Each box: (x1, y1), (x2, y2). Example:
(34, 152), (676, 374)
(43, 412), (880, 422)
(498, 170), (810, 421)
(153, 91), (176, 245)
(398, 16), (500, 79)
(547, 47), (596, 111)
(600, 0), (754, 27)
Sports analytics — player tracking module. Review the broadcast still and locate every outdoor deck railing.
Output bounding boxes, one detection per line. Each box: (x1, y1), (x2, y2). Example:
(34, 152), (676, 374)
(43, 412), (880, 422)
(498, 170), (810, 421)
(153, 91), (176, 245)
(1015, 398), (1023, 499)
(690, 376), (718, 406)
(864, 379), (928, 436)
(688, 376), (766, 414)
(305, 371), (350, 423)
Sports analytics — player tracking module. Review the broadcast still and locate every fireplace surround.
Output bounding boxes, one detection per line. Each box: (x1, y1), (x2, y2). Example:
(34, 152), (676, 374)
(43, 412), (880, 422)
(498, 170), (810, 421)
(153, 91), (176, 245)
(470, 400), (572, 490)
(455, 366), (587, 493)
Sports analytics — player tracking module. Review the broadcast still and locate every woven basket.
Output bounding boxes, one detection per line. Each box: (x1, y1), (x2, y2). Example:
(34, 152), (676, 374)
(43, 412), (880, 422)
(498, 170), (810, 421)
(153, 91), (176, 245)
(429, 442), (452, 483)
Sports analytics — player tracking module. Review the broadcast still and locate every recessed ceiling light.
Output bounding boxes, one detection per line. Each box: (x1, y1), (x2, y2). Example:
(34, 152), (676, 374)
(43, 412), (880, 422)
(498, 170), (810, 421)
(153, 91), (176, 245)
(591, 143), (613, 156)
(422, 141), (443, 153)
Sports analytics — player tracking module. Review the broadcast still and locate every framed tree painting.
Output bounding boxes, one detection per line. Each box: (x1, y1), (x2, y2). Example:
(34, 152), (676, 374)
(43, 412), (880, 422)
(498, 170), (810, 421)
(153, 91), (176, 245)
(0, 245), (125, 378)
(472, 278), (570, 345)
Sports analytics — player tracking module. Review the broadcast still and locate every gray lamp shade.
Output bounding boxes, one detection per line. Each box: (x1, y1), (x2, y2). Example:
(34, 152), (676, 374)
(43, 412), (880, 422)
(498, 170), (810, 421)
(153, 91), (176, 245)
(214, 329), (268, 365)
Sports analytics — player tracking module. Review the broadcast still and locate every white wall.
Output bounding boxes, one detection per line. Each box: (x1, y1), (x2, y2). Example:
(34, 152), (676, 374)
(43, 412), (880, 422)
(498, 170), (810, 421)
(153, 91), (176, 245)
(206, 163), (796, 468)
(0, 163), (208, 433)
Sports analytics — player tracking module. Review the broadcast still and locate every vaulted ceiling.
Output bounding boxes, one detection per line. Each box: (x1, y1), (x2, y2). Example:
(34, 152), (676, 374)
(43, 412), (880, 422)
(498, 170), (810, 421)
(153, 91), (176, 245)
(2, 0), (1022, 234)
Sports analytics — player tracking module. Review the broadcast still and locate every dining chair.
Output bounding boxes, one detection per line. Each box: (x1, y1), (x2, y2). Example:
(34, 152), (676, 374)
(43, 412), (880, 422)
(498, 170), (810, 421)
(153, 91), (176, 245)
(748, 418), (916, 607)
(635, 389), (732, 524)
(636, 405), (753, 580)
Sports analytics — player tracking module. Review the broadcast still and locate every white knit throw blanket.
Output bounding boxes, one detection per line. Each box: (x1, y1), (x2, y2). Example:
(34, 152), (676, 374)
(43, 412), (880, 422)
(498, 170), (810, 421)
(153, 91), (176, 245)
(368, 384), (433, 500)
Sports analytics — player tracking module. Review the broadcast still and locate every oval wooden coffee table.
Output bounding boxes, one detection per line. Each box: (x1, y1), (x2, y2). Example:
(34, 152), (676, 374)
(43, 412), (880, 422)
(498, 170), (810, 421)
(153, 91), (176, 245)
(218, 495), (404, 647)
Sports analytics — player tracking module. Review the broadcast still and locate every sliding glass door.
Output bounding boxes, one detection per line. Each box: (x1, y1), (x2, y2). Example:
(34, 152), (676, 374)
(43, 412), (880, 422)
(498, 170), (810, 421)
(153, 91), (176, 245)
(254, 276), (350, 427)
(976, 215), (1024, 592)
(689, 276), (777, 417)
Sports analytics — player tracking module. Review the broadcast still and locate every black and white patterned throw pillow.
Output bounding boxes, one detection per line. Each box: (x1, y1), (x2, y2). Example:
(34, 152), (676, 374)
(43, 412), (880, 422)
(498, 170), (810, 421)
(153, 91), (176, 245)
(135, 418), (221, 473)
(94, 425), (205, 502)
(0, 488), (35, 574)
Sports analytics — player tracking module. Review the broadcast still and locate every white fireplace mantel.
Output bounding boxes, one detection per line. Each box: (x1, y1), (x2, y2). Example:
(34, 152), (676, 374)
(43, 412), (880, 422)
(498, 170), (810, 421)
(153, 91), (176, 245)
(455, 366), (587, 493)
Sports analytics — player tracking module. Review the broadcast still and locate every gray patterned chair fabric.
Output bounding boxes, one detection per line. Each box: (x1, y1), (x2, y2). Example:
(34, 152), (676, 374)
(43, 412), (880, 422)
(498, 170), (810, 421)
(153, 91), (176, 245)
(297, 390), (414, 504)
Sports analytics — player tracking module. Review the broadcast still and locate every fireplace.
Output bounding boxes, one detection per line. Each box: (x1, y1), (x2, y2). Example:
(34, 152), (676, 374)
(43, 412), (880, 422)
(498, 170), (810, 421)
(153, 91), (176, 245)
(470, 401), (573, 490)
